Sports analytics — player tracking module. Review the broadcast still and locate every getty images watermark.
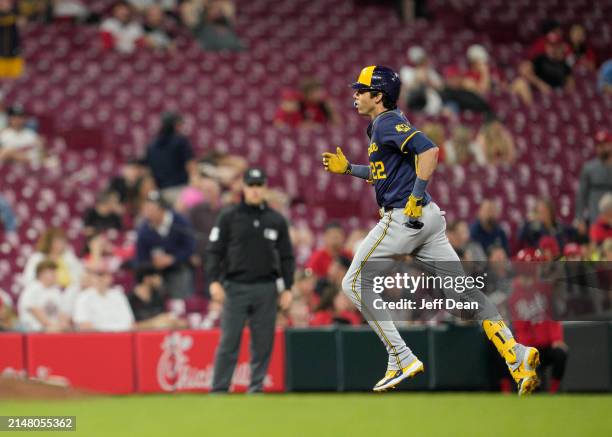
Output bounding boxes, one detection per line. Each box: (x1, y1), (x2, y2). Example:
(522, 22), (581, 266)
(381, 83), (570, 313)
(359, 260), (612, 323)
(371, 272), (487, 311)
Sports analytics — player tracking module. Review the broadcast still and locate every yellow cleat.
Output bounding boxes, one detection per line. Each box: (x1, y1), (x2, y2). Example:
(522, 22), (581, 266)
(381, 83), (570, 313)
(510, 347), (540, 396)
(372, 359), (424, 392)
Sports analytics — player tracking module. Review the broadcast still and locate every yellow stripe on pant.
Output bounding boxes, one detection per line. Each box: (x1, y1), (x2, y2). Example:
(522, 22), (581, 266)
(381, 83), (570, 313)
(350, 212), (402, 369)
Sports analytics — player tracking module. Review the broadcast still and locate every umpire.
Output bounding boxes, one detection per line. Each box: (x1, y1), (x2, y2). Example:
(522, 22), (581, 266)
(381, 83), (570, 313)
(206, 167), (295, 393)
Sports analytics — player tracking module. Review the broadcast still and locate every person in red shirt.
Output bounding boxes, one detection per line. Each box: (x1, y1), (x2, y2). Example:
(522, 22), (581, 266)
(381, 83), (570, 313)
(310, 284), (361, 327)
(506, 249), (568, 393)
(299, 78), (339, 126)
(568, 24), (596, 71)
(274, 88), (304, 128)
(306, 221), (351, 278)
(589, 193), (612, 246)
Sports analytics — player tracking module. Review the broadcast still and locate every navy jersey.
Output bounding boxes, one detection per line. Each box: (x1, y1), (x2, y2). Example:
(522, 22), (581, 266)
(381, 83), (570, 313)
(366, 110), (436, 208)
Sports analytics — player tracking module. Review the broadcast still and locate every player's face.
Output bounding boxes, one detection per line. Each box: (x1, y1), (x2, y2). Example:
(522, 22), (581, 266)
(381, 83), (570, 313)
(353, 89), (378, 116)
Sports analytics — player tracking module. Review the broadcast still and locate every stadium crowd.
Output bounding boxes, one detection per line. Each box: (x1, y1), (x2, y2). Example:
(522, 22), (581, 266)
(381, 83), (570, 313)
(0, 0), (611, 393)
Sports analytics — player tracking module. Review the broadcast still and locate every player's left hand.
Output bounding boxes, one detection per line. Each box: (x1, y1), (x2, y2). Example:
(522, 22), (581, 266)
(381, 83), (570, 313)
(403, 194), (423, 219)
(322, 147), (350, 174)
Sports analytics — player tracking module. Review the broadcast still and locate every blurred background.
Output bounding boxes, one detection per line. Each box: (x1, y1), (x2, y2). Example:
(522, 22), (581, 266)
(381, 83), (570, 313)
(0, 0), (611, 395)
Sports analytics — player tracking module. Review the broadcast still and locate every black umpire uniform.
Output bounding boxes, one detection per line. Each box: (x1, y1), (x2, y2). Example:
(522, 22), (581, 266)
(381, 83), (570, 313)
(206, 168), (295, 393)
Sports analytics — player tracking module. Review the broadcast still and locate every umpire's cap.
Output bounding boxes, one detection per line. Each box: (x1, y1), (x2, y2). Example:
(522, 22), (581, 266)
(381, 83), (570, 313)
(351, 66), (401, 103)
(243, 167), (267, 186)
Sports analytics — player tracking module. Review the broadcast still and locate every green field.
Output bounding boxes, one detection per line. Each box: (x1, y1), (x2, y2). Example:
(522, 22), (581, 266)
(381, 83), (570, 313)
(2, 393), (611, 437)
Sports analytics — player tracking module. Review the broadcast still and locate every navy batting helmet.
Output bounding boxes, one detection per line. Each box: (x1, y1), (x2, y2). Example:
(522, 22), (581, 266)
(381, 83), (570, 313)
(350, 65), (401, 103)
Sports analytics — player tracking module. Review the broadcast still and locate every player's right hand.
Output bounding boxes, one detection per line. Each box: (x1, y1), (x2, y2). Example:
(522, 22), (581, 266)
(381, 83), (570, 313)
(322, 147), (350, 174)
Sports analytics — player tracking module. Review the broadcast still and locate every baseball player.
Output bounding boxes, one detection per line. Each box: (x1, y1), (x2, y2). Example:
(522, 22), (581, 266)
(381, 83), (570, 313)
(321, 65), (540, 394)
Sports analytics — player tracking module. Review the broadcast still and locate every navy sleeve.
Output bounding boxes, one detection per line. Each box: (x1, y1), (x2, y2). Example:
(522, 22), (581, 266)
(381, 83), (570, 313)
(170, 216), (195, 264)
(179, 136), (194, 162)
(378, 117), (436, 154)
(136, 226), (153, 264)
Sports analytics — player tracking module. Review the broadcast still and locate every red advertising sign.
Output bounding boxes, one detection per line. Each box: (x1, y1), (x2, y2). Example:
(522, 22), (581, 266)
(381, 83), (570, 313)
(25, 332), (135, 394)
(135, 329), (285, 393)
(0, 333), (25, 378)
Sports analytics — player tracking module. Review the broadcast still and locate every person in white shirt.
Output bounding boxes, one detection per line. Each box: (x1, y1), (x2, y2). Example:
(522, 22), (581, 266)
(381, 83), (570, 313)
(100, 1), (144, 54)
(73, 263), (135, 331)
(399, 46), (444, 116)
(0, 105), (43, 165)
(22, 228), (83, 291)
(18, 260), (71, 332)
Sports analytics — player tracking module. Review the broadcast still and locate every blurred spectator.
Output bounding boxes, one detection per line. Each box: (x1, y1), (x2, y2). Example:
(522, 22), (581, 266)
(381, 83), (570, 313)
(526, 19), (567, 60)
(183, 0), (244, 52)
(589, 193), (612, 247)
(52, 0), (90, 22)
(567, 24), (596, 71)
(18, 260), (71, 332)
(345, 228), (367, 256)
(0, 105), (43, 165)
(107, 158), (156, 217)
(0, 0), (24, 79)
(299, 78), (339, 126)
(444, 125), (476, 166)
(520, 33), (574, 96)
(446, 219), (486, 261)
(73, 262), (135, 331)
(575, 130), (612, 228)
(274, 89), (303, 128)
(82, 190), (123, 236)
(519, 198), (577, 252)
(143, 4), (174, 52)
(439, 65), (494, 117)
(23, 228), (83, 289)
(306, 221), (351, 278)
(473, 119), (515, 166)
(145, 112), (196, 203)
(310, 285), (360, 326)
(421, 122), (446, 163)
(598, 59), (612, 94)
(559, 243), (602, 317)
(508, 261), (567, 394)
(292, 269), (319, 311)
(128, 265), (186, 330)
(61, 264), (96, 321)
(136, 191), (196, 299)
(484, 246), (513, 304)
(176, 170), (221, 214)
(99, 1), (144, 54)
(601, 238), (612, 262)
(470, 200), (509, 255)
(315, 255), (351, 296)
(399, 46), (443, 115)
(81, 231), (129, 273)
(462, 44), (503, 98)
(289, 224), (315, 267)
(183, 173), (222, 267)
(128, 0), (177, 13)
(0, 287), (16, 330)
(0, 193), (17, 234)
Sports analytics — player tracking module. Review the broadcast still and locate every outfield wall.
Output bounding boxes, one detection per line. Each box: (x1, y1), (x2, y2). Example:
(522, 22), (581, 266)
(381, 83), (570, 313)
(0, 323), (610, 393)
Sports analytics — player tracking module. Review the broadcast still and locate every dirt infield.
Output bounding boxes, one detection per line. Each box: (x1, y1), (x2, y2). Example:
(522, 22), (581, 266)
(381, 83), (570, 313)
(0, 377), (89, 400)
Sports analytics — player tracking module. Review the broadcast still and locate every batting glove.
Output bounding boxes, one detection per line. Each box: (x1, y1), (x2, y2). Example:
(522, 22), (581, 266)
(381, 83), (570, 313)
(322, 147), (350, 175)
(403, 194), (423, 219)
